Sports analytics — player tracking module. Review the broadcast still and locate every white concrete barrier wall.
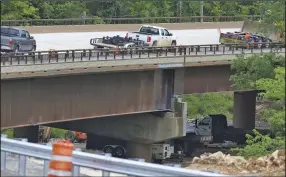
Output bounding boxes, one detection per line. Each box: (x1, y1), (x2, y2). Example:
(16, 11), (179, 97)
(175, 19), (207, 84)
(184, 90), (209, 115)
(32, 28), (241, 51)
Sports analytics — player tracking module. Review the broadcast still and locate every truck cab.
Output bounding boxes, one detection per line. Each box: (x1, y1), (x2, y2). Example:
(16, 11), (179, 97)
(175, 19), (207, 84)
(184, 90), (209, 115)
(126, 25), (177, 47)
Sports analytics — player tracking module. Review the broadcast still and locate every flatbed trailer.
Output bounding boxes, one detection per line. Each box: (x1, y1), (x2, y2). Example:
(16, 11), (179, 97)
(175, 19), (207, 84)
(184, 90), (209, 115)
(90, 36), (149, 49)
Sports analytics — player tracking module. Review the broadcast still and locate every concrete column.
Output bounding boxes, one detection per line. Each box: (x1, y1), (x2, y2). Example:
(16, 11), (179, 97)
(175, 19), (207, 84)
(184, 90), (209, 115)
(13, 126), (39, 143)
(233, 90), (257, 130)
(126, 142), (152, 162)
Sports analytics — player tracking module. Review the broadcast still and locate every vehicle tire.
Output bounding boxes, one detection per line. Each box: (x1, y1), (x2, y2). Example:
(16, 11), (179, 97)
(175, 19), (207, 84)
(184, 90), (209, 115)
(29, 46), (36, 55)
(114, 146), (125, 158)
(171, 41), (177, 46)
(103, 145), (114, 156)
(152, 41), (157, 47)
(65, 131), (75, 142)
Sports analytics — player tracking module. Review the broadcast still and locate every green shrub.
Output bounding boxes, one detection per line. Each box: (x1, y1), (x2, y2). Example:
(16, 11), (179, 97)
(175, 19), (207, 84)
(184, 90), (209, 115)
(231, 129), (285, 158)
(1, 129), (13, 138)
(50, 128), (69, 139)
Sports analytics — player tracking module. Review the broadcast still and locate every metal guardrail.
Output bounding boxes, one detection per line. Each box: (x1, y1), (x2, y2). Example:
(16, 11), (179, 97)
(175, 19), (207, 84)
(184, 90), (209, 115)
(1, 43), (285, 66)
(1, 15), (261, 26)
(1, 135), (226, 176)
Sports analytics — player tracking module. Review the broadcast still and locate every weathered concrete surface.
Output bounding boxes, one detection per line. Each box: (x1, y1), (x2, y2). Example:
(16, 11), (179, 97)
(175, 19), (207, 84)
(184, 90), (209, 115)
(23, 22), (244, 34)
(126, 142), (152, 162)
(46, 96), (187, 144)
(233, 90), (257, 130)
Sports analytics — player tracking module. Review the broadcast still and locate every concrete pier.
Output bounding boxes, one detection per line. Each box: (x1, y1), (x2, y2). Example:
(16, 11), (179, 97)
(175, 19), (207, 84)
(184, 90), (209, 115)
(233, 90), (257, 130)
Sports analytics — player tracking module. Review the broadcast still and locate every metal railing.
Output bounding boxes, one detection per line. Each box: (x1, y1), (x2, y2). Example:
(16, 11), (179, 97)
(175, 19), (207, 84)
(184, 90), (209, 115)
(1, 15), (261, 26)
(1, 135), (225, 176)
(1, 43), (285, 66)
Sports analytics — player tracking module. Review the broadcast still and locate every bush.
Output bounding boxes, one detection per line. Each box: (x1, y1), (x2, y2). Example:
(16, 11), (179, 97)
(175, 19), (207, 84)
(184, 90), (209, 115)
(231, 129), (285, 158)
(50, 128), (69, 139)
(1, 129), (13, 138)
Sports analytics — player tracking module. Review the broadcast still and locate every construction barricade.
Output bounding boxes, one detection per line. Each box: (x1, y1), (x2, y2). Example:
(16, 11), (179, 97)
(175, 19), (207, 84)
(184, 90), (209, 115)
(48, 140), (74, 177)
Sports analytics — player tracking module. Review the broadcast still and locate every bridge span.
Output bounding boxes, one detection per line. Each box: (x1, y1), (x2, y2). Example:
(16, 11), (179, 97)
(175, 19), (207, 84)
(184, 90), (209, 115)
(1, 44), (284, 161)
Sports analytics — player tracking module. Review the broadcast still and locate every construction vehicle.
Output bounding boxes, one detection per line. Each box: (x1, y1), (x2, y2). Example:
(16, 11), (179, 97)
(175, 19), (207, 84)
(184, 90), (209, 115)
(38, 126), (87, 143)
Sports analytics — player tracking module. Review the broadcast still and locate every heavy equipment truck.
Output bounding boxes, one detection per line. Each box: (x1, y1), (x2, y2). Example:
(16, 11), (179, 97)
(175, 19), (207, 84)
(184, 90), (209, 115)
(38, 126), (87, 143)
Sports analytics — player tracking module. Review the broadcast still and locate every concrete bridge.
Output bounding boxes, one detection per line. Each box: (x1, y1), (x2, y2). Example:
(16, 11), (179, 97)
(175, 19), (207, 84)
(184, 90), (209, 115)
(2, 47), (284, 161)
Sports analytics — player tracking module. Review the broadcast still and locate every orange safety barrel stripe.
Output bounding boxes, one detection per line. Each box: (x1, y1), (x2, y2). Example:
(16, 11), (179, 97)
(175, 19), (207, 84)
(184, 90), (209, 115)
(49, 160), (73, 171)
(52, 140), (73, 156)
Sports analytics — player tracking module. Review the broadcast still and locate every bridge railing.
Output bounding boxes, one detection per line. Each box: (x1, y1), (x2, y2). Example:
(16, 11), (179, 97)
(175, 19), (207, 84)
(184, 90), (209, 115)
(1, 135), (225, 176)
(1, 15), (261, 26)
(1, 43), (284, 66)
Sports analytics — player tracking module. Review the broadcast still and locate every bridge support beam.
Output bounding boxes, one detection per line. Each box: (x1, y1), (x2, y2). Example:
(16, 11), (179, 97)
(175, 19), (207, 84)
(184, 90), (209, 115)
(13, 126), (39, 143)
(47, 96), (187, 161)
(233, 90), (257, 130)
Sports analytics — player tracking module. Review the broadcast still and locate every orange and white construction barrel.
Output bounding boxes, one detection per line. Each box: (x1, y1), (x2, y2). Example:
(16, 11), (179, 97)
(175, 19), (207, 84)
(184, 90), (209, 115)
(48, 140), (74, 177)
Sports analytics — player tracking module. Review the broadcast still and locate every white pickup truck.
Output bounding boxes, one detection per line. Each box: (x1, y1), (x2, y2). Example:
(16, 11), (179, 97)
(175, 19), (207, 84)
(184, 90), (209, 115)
(125, 25), (177, 47)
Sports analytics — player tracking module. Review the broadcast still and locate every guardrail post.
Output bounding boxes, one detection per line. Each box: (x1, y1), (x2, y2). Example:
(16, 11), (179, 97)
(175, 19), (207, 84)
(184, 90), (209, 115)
(88, 49), (92, 60)
(179, 47), (182, 55)
(102, 153), (112, 177)
(65, 50), (69, 62)
(1, 134), (8, 171)
(190, 46), (194, 52)
(43, 143), (52, 176)
(56, 51), (59, 62)
(197, 45), (200, 52)
(83, 49), (86, 57)
(31, 52), (36, 64)
(216, 45), (219, 51)
(18, 138), (28, 176)
(72, 50), (75, 61)
(210, 45), (213, 51)
(72, 148), (81, 177)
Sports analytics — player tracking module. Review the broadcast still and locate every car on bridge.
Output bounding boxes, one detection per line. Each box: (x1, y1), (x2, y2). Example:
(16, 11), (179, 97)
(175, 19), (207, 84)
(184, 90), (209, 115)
(1, 26), (36, 53)
(125, 25), (177, 47)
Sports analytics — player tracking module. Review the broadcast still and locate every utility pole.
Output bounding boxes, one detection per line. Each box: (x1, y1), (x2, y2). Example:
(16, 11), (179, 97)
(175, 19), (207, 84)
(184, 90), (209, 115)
(200, 1), (204, 23)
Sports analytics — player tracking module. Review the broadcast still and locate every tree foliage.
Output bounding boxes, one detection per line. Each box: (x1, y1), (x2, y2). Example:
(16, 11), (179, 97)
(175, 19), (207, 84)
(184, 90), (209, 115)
(1, 0), (284, 21)
(183, 93), (233, 119)
(231, 130), (285, 158)
(230, 53), (285, 90)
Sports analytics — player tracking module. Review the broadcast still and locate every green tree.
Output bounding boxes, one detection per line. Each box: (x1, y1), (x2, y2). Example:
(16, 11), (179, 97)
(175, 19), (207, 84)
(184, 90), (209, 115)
(230, 53), (285, 90)
(183, 93), (233, 119)
(255, 67), (285, 136)
(1, 1), (40, 20)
